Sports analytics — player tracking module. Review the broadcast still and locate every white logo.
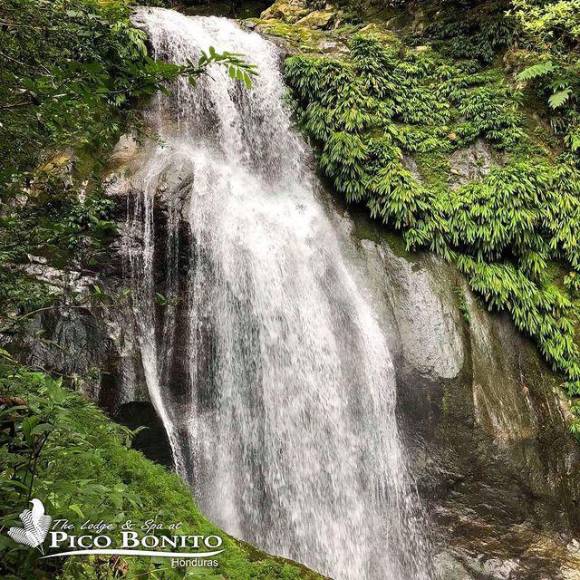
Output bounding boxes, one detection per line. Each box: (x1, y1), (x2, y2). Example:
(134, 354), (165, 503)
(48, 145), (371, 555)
(8, 499), (52, 555)
(5, 500), (223, 567)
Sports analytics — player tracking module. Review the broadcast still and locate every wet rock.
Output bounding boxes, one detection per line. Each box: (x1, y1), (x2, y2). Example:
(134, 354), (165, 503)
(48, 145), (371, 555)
(433, 551), (474, 579)
(379, 245), (465, 381)
(481, 558), (520, 579)
(402, 154), (423, 182)
(14, 262), (94, 294)
(13, 303), (118, 401)
(346, 206), (579, 577)
(116, 401), (173, 467)
(468, 295), (541, 445)
(107, 134), (139, 171)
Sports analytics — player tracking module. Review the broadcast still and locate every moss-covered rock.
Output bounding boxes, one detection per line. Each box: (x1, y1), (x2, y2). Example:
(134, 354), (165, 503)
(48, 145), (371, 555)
(448, 138), (501, 189)
(295, 8), (336, 29)
(260, 0), (311, 23)
(250, 0), (348, 53)
(0, 362), (325, 579)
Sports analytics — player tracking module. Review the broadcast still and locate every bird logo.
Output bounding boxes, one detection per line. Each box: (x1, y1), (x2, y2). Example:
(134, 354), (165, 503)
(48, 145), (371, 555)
(8, 499), (52, 554)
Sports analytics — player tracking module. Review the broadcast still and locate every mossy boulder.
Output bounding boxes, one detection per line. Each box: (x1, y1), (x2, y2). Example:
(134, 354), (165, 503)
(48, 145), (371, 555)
(260, 0), (311, 23)
(295, 9), (336, 30)
(448, 138), (501, 189)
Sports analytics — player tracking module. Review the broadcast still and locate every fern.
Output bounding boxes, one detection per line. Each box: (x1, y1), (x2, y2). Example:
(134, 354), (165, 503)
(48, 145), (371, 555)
(516, 60), (555, 81)
(549, 88), (572, 109)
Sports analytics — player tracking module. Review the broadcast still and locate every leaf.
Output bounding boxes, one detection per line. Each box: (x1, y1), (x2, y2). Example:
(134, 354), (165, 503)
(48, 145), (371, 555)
(548, 88), (571, 109)
(46, 380), (67, 404)
(1, 480), (29, 492)
(21, 416), (40, 443)
(30, 423), (53, 436)
(516, 61), (555, 81)
(0, 348), (14, 361)
(154, 292), (168, 306)
(69, 504), (84, 519)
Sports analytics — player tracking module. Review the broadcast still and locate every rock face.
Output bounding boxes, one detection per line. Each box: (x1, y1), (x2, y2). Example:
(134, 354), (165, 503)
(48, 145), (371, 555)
(344, 207), (580, 579)
(295, 9), (335, 29)
(260, 0), (311, 23)
(449, 138), (500, 189)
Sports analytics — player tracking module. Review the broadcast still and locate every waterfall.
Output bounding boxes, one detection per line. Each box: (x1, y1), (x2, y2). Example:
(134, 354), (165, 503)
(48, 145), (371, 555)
(120, 8), (431, 579)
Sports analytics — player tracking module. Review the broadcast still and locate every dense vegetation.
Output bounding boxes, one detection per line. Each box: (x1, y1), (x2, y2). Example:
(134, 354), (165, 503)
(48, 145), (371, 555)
(0, 354), (320, 579)
(283, 0), (579, 434)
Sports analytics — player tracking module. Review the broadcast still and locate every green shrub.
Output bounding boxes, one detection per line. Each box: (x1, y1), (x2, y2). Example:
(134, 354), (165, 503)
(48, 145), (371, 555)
(0, 357), (320, 579)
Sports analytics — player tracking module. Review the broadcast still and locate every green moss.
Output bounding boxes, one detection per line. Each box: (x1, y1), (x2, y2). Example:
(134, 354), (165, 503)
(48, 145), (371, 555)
(414, 151), (450, 188)
(349, 205), (417, 259)
(251, 18), (328, 51)
(453, 286), (471, 326)
(417, 0), (515, 65)
(0, 361), (322, 579)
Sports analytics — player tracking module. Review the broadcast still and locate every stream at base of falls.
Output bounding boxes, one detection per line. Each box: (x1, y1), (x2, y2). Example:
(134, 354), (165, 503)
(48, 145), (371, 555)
(119, 8), (432, 578)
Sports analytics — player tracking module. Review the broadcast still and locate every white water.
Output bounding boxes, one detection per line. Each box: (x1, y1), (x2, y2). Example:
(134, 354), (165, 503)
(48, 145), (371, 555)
(121, 8), (431, 578)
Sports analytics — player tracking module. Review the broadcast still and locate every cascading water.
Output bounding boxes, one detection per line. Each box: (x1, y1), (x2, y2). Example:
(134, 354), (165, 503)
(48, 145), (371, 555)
(120, 7), (431, 578)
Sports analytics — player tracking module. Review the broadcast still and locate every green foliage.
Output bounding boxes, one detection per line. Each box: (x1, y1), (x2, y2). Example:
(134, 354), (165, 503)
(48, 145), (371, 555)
(0, 357), (321, 579)
(510, 0), (579, 148)
(419, 0), (515, 64)
(285, 33), (580, 435)
(1, 0), (140, 186)
(411, 0), (578, 152)
(511, 0), (579, 50)
(548, 87), (573, 109)
(0, 272), (56, 319)
(519, 56), (577, 117)
(0, 0), (256, 188)
(453, 286), (472, 324)
(517, 60), (556, 81)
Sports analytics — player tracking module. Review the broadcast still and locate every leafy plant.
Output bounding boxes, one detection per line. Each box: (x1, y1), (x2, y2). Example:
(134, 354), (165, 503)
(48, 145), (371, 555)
(0, 357), (320, 579)
(510, 0), (579, 148)
(285, 33), (580, 436)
